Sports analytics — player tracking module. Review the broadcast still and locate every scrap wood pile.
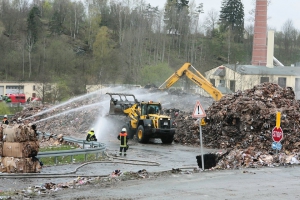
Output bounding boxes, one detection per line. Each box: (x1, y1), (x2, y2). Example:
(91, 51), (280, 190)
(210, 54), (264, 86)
(0, 124), (42, 173)
(172, 111), (200, 145)
(172, 82), (300, 169)
(204, 82), (300, 151)
(39, 133), (80, 148)
(13, 96), (103, 137)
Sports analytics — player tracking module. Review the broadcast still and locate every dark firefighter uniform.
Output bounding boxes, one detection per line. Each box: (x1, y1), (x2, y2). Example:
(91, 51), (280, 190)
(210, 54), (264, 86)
(86, 128), (97, 141)
(117, 128), (128, 156)
(2, 115), (8, 125)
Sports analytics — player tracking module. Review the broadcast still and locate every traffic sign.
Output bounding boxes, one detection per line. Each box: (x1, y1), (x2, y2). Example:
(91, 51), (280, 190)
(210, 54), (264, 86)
(276, 142), (282, 150)
(192, 100), (206, 118)
(271, 142), (277, 150)
(272, 126), (283, 142)
(271, 142), (282, 150)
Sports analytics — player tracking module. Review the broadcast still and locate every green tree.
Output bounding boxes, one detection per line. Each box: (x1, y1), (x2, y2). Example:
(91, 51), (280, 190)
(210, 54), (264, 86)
(139, 63), (175, 86)
(219, 0), (244, 42)
(92, 26), (115, 84)
(27, 6), (41, 44)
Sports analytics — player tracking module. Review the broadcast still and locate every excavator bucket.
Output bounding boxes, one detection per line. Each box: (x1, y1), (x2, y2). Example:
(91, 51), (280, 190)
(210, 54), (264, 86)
(106, 93), (139, 115)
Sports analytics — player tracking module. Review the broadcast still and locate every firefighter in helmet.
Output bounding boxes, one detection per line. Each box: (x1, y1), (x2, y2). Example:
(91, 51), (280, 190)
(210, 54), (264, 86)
(117, 128), (129, 156)
(2, 115), (9, 125)
(86, 128), (97, 141)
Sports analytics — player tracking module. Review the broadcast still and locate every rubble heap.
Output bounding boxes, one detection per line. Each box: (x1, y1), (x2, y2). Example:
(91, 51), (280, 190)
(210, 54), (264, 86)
(0, 124), (41, 173)
(203, 82), (300, 151)
(14, 96), (103, 137)
(173, 111), (199, 145)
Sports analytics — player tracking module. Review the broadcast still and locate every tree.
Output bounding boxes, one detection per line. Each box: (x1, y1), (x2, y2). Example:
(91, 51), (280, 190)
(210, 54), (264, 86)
(219, 0), (244, 43)
(93, 26), (115, 83)
(27, 6), (41, 44)
(204, 9), (219, 38)
(164, 0), (190, 35)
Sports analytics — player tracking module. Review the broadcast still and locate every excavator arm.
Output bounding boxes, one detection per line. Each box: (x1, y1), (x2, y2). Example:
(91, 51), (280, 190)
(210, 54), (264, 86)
(159, 63), (223, 101)
(184, 70), (223, 101)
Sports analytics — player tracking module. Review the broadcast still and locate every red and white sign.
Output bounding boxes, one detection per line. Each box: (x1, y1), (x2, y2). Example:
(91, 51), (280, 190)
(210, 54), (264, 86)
(272, 127), (283, 142)
(192, 100), (206, 118)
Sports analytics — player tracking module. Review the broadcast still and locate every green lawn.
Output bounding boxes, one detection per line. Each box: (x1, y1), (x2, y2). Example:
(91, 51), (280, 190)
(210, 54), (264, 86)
(39, 145), (105, 166)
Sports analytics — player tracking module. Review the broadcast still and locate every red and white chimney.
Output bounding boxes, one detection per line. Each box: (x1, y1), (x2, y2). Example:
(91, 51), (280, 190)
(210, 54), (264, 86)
(251, 0), (268, 66)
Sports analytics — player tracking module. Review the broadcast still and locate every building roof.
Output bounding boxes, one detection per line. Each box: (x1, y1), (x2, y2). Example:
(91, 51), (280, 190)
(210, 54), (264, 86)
(216, 86), (233, 94)
(224, 64), (300, 76)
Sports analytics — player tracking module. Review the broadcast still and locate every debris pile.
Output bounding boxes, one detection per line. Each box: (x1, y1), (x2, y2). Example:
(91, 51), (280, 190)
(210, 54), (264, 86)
(173, 112), (200, 145)
(0, 124), (42, 173)
(14, 96), (103, 138)
(204, 82), (300, 151)
(39, 133), (80, 148)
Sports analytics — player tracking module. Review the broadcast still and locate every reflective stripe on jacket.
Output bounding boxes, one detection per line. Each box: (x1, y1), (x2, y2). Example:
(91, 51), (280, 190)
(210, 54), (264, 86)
(88, 131), (95, 136)
(118, 132), (128, 147)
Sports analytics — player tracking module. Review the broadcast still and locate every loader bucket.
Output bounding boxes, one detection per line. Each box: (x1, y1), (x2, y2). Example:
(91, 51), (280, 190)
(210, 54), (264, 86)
(106, 93), (139, 115)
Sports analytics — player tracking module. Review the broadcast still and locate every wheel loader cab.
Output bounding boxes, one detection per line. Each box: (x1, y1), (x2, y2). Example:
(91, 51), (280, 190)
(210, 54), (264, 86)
(140, 102), (161, 116)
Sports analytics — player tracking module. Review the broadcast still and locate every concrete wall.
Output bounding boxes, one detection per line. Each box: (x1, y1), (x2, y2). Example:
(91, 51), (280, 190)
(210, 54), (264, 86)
(205, 66), (300, 94)
(0, 82), (52, 99)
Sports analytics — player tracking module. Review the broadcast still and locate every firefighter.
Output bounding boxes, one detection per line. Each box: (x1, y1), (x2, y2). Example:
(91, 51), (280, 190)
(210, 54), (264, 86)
(117, 128), (128, 156)
(2, 115), (9, 125)
(86, 128), (97, 141)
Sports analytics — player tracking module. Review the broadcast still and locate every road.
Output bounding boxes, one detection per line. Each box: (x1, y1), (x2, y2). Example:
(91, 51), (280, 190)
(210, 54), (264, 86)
(44, 165), (300, 200)
(2, 137), (300, 199)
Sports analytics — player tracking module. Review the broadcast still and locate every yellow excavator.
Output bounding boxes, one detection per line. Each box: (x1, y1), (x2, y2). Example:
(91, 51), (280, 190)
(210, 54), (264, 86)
(159, 62), (223, 101)
(159, 63), (224, 125)
(106, 93), (176, 144)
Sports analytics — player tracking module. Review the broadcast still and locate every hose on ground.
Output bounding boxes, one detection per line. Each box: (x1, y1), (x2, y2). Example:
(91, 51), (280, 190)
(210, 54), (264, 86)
(0, 151), (163, 178)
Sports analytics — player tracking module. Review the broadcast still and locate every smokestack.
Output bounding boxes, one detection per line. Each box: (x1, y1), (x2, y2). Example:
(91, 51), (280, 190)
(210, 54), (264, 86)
(266, 30), (274, 67)
(251, 0), (268, 66)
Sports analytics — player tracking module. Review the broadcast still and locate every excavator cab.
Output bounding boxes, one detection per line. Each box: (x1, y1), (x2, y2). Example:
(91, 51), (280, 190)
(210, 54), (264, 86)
(106, 93), (139, 115)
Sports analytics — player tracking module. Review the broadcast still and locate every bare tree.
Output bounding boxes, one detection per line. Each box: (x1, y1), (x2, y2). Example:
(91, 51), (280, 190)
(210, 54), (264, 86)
(203, 9), (218, 37)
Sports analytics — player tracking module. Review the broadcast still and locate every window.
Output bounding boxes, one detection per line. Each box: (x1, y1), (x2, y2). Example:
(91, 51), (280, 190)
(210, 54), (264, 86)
(6, 86), (24, 89)
(260, 77), (269, 83)
(219, 80), (225, 87)
(230, 80), (236, 92)
(278, 77), (286, 88)
(210, 79), (215, 87)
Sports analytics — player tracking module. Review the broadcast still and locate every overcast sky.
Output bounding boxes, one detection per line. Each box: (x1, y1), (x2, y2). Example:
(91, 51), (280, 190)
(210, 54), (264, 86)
(147, 0), (300, 31)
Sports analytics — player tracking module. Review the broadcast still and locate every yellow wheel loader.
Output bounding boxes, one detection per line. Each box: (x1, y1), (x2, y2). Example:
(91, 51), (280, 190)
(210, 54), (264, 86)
(106, 93), (176, 144)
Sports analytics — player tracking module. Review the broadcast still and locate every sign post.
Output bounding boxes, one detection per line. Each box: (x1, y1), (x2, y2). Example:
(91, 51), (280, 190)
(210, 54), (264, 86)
(271, 112), (283, 154)
(192, 100), (206, 170)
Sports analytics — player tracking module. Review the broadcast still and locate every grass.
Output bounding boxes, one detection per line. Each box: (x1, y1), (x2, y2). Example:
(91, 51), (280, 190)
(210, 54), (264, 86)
(39, 145), (77, 152)
(0, 191), (16, 198)
(39, 145), (105, 166)
(0, 102), (24, 115)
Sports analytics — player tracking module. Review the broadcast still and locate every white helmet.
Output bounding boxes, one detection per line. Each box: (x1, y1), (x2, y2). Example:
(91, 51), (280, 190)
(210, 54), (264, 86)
(90, 128), (94, 131)
(122, 128), (126, 132)
(4, 115), (7, 118)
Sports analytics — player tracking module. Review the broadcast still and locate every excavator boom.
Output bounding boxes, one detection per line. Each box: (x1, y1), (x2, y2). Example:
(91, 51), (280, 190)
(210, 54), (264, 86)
(159, 63), (223, 101)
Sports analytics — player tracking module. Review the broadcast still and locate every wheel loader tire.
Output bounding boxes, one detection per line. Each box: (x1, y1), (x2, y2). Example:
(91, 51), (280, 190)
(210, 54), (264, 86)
(137, 125), (149, 143)
(122, 124), (134, 139)
(161, 135), (174, 144)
